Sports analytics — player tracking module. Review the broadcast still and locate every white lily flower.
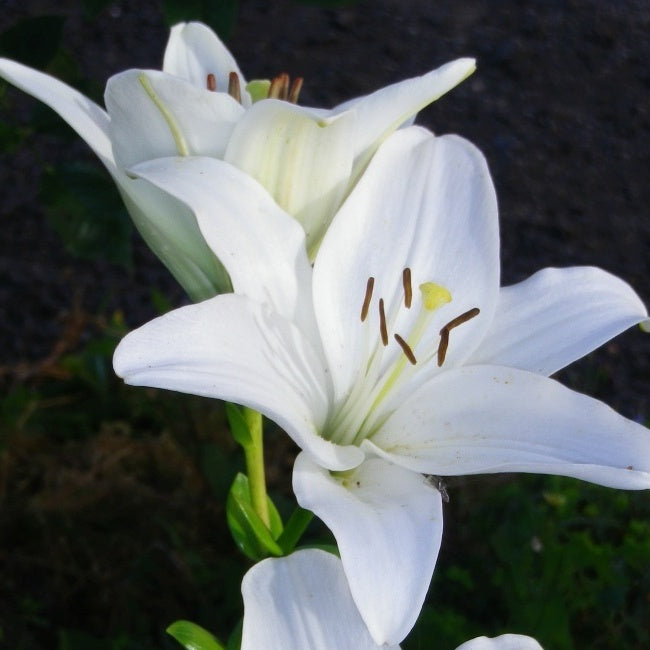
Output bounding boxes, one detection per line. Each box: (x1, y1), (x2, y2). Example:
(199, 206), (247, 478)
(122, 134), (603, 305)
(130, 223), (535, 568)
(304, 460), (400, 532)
(0, 22), (474, 294)
(113, 127), (650, 645)
(242, 549), (543, 650)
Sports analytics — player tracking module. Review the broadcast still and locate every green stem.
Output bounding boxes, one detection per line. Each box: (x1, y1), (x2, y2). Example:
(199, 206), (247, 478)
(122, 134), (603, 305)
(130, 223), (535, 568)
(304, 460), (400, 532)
(241, 407), (270, 528)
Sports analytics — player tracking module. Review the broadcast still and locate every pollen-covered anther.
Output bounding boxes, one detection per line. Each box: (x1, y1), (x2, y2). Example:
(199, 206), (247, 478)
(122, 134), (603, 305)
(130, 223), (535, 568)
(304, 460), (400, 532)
(360, 277), (375, 322)
(269, 72), (289, 100)
(437, 307), (480, 367)
(268, 73), (304, 103)
(206, 73), (217, 92)
(402, 268), (413, 308)
(379, 298), (388, 346)
(228, 71), (242, 103)
(288, 77), (304, 104)
(394, 334), (417, 365)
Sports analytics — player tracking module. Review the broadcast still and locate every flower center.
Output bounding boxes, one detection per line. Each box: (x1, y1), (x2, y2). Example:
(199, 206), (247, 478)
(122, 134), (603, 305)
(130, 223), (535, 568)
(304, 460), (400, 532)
(326, 267), (479, 446)
(206, 72), (304, 104)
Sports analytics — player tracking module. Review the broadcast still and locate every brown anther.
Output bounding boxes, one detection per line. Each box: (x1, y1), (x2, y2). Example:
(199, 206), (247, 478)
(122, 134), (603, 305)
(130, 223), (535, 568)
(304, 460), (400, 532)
(402, 268), (413, 308)
(437, 307), (480, 367)
(442, 307), (481, 332)
(360, 277), (375, 322)
(379, 299), (388, 346)
(437, 329), (450, 367)
(288, 77), (304, 104)
(394, 334), (417, 365)
(228, 71), (242, 103)
(206, 73), (217, 92)
(269, 73), (290, 100)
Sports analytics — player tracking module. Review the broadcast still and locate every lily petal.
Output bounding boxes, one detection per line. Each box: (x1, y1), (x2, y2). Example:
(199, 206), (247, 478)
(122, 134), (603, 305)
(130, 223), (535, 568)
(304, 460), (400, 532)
(293, 452), (443, 646)
(366, 365), (650, 489)
(0, 58), (114, 171)
(163, 21), (251, 106)
(455, 635), (543, 650)
(129, 156), (315, 331)
(469, 266), (648, 375)
(314, 128), (499, 401)
(105, 69), (244, 167)
(333, 58), (476, 183)
(241, 549), (400, 650)
(114, 294), (362, 471)
(117, 177), (230, 301)
(224, 100), (355, 256)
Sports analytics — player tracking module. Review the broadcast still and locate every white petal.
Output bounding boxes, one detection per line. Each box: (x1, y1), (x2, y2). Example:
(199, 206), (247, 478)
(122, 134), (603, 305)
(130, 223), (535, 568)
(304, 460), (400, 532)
(129, 156), (316, 331)
(117, 177), (230, 301)
(114, 294), (362, 471)
(105, 69), (244, 167)
(224, 100), (355, 256)
(293, 453), (443, 645)
(163, 21), (251, 106)
(0, 58), (114, 171)
(469, 266), (648, 375)
(333, 58), (476, 181)
(455, 634), (544, 650)
(365, 365), (650, 489)
(241, 550), (400, 650)
(314, 128), (499, 401)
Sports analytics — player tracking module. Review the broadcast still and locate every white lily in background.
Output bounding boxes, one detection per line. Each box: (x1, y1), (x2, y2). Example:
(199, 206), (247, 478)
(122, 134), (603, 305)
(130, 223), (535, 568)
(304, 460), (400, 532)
(242, 549), (543, 650)
(0, 22), (474, 297)
(113, 126), (650, 644)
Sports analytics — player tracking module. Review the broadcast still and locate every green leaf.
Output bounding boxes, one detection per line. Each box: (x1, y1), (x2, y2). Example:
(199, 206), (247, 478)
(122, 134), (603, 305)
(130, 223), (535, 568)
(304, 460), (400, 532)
(167, 620), (225, 650)
(225, 403), (252, 447)
(40, 162), (132, 268)
(226, 473), (284, 560)
(226, 620), (242, 650)
(0, 15), (65, 70)
(162, 0), (239, 41)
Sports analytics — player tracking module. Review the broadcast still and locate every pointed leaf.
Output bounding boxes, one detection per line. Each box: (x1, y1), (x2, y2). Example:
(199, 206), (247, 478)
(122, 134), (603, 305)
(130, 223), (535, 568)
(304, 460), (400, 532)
(167, 620), (225, 650)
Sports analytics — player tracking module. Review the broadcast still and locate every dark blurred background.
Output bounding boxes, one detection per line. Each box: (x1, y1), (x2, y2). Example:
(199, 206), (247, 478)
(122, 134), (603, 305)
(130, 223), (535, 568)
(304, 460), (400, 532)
(0, 2), (648, 649)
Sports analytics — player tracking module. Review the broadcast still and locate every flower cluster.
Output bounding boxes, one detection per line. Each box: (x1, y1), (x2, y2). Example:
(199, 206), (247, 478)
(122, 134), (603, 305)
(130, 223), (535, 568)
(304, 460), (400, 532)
(2, 20), (648, 650)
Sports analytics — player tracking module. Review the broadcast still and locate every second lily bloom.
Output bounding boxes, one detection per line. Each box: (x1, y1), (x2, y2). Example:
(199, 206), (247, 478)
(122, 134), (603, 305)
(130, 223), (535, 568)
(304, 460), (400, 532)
(0, 21), (474, 299)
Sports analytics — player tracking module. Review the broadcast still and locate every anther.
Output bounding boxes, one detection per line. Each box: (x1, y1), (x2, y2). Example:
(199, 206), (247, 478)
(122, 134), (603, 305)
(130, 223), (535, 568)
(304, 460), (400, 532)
(442, 307), (480, 332)
(394, 334), (417, 365)
(269, 72), (290, 100)
(379, 299), (388, 346)
(437, 307), (480, 367)
(402, 268), (413, 309)
(288, 77), (304, 104)
(228, 71), (242, 103)
(437, 330), (450, 367)
(206, 73), (217, 92)
(360, 277), (375, 322)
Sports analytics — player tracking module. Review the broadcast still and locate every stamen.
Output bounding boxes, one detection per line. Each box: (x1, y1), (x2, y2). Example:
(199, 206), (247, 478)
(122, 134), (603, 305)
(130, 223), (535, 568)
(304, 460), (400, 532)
(360, 277), (375, 322)
(437, 329), (450, 367)
(442, 307), (481, 331)
(437, 307), (480, 367)
(206, 73), (217, 91)
(288, 77), (304, 103)
(269, 72), (290, 99)
(394, 334), (417, 365)
(379, 299), (388, 346)
(228, 71), (242, 103)
(402, 268), (413, 308)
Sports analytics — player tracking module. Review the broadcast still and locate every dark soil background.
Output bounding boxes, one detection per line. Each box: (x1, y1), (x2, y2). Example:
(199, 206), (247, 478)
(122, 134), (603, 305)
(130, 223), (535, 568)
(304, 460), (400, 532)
(0, 1), (649, 648)
(1, 0), (648, 418)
